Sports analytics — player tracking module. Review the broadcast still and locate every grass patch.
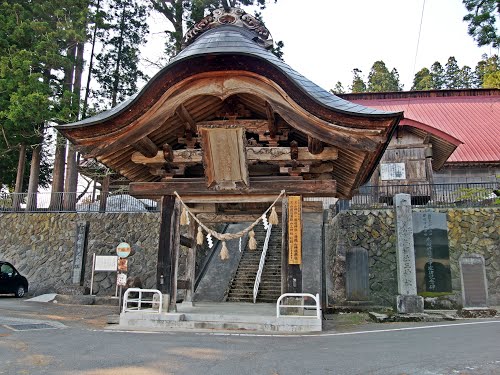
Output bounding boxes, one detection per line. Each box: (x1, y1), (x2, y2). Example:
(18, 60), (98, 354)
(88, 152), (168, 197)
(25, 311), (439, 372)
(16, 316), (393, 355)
(334, 313), (369, 325)
(418, 291), (452, 298)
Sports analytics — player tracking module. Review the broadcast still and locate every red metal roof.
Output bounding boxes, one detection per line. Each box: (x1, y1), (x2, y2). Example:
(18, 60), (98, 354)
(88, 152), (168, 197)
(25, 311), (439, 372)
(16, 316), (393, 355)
(341, 90), (500, 164)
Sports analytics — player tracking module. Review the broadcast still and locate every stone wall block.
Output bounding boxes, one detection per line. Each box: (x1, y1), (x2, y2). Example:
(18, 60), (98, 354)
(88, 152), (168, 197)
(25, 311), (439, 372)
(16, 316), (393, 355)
(0, 212), (161, 296)
(328, 207), (499, 307)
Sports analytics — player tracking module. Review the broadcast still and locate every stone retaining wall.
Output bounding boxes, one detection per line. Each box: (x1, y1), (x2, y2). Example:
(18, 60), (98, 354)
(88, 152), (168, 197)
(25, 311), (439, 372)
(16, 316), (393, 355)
(328, 207), (500, 307)
(2, 207), (498, 306)
(0, 213), (161, 295)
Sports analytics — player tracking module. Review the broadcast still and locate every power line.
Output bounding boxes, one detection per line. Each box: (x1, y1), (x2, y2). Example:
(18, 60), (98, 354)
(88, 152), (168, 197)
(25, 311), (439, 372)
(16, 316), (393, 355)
(406, 0), (426, 111)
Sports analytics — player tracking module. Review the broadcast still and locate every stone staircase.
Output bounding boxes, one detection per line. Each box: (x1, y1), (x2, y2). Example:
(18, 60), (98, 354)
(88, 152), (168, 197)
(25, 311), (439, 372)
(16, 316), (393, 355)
(226, 225), (282, 303)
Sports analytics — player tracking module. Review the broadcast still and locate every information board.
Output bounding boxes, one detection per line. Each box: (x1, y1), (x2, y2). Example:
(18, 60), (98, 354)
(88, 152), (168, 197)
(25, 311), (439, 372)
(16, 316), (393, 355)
(288, 196), (302, 265)
(95, 255), (118, 271)
(380, 163), (406, 180)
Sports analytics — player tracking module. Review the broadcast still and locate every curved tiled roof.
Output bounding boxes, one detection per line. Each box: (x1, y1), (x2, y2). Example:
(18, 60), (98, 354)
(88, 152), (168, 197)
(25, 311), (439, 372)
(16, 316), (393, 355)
(60, 25), (397, 129)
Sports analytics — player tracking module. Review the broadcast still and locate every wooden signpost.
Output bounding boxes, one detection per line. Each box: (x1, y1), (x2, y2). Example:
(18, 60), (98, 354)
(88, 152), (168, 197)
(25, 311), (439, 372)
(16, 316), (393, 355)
(287, 195), (302, 293)
(288, 196), (302, 265)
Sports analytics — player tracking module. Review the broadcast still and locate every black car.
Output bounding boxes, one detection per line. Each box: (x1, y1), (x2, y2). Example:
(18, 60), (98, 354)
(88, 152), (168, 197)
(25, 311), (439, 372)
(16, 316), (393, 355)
(0, 261), (28, 297)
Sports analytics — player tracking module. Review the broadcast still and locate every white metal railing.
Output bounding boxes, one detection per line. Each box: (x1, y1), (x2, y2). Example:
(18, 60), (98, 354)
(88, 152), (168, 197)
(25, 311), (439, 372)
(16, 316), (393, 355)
(123, 288), (162, 314)
(253, 224), (273, 303)
(276, 293), (321, 319)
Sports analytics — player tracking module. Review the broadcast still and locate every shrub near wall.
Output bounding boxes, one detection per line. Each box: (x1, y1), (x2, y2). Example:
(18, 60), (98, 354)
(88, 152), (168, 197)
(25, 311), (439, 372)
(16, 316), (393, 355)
(0, 213), (161, 296)
(328, 207), (500, 307)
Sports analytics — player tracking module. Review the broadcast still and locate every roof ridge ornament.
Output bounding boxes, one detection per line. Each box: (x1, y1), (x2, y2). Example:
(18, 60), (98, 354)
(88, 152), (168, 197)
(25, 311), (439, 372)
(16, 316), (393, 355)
(182, 7), (273, 50)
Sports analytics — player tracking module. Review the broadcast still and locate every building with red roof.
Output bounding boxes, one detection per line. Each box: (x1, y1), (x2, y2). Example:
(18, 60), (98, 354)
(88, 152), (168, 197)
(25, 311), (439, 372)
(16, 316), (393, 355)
(340, 89), (500, 186)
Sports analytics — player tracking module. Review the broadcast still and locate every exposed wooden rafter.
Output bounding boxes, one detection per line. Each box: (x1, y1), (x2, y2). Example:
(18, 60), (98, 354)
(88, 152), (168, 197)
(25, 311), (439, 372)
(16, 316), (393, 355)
(265, 102), (278, 146)
(133, 136), (158, 158)
(175, 104), (198, 148)
(131, 146), (338, 165)
(308, 135), (324, 155)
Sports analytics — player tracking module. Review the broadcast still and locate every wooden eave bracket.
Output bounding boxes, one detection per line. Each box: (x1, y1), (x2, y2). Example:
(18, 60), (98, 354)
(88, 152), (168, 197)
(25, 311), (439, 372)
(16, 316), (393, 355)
(131, 146), (339, 166)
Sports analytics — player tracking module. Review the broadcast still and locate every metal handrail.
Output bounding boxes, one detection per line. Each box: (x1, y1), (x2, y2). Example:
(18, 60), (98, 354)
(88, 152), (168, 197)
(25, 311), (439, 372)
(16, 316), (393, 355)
(123, 288), (162, 314)
(276, 293), (321, 319)
(253, 224), (272, 303)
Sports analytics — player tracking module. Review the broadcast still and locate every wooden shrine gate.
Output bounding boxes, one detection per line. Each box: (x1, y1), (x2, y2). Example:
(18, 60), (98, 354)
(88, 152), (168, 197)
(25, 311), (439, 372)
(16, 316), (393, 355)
(56, 7), (401, 312)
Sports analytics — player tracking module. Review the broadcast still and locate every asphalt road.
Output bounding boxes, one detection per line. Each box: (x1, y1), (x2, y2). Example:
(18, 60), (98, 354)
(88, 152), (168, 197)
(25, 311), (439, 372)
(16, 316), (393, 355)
(1, 297), (500, 375)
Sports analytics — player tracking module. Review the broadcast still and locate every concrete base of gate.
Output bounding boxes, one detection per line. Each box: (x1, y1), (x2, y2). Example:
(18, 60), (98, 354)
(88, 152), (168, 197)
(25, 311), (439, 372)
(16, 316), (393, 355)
(118, 302), (322, 333)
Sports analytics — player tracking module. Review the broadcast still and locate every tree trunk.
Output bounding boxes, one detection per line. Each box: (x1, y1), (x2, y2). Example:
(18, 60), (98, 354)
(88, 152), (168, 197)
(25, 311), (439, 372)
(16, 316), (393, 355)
(83, 0), (101, 118)
(49, 134), (67, 210)
(99, 175), (110, 212)
(50, 43), (77, 210)
(13, 144), (26, 211)
(73, 42), (85, 111)
(63, 143), (78, 211)
(111, 5), (127, 107)
(26, 142), (42, 212)
(63, 41), (85, 211)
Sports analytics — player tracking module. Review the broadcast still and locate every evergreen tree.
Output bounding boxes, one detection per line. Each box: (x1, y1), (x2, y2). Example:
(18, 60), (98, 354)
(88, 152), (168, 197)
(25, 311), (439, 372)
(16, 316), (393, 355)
(349, 68), (366, 93)
(0, 1), (88, 191)
(463, 0), (499, 48)
(430, 62), (445, 89)
(459, 65), (474, 88)
(367, 61), (402, 92)
(475, 54), (500, 88)
(445, 56), (461, 89)
(93, 0), (149, 108)
(411, 68), (434, 90)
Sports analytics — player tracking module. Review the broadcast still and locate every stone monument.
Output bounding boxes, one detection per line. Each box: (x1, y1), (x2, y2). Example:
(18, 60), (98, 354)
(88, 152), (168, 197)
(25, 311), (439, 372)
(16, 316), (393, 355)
(394, 194), (423, 313)
(460, 254), (489, 308)
(346, 247), (369, 301)
(413, 212), (452, 293)
(72, 221), (90, 285)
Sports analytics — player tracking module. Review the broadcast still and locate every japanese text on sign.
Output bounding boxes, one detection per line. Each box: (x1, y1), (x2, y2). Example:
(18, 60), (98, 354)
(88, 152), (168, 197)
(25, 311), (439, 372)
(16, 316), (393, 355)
(380, 163), (406, 180)
(95, 255), (118, 271)
(288, 196), (302, 265)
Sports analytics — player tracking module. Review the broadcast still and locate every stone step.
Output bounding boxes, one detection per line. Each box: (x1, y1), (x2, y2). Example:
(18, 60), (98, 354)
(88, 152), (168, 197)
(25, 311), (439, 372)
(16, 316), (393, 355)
(235, 266), (281, 271)
(227, 224), (282, 303)
(231, 276), (280, 282)
(230, 284), (280, 290)
(120, 312), (322, 333)
(229, 287), (281, 293)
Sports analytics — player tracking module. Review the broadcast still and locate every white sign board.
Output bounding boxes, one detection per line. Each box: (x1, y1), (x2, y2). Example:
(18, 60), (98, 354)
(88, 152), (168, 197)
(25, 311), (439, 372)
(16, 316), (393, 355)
(380, 163), (406, 181)
(95, 255), (118, 271)
(117, 273), (127, 287)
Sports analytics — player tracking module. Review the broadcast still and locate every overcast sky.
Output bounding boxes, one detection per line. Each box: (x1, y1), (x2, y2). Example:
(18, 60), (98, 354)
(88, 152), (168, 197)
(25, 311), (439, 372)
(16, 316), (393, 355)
(145, 0), (497, 92)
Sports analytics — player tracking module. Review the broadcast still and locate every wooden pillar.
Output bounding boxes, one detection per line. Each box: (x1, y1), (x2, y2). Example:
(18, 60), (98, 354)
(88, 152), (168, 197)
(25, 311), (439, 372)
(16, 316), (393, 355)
(99, 175), (110, 213)
(287, 196), (302, 293)
(281, 197), (288, 294)
(91, 179), (97, 202)
(425, 144), (434, 202)
(157, 195), (181, 311)
(184, 220), (197, 304)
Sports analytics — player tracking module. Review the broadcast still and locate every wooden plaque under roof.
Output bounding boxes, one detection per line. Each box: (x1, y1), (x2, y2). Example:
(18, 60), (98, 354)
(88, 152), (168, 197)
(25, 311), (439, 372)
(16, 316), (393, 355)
(199, 126), (249, 190)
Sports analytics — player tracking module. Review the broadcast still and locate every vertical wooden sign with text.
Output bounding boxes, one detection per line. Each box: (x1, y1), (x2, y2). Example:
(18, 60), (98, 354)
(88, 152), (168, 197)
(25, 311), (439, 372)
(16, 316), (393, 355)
(288, 196), (302, 265)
